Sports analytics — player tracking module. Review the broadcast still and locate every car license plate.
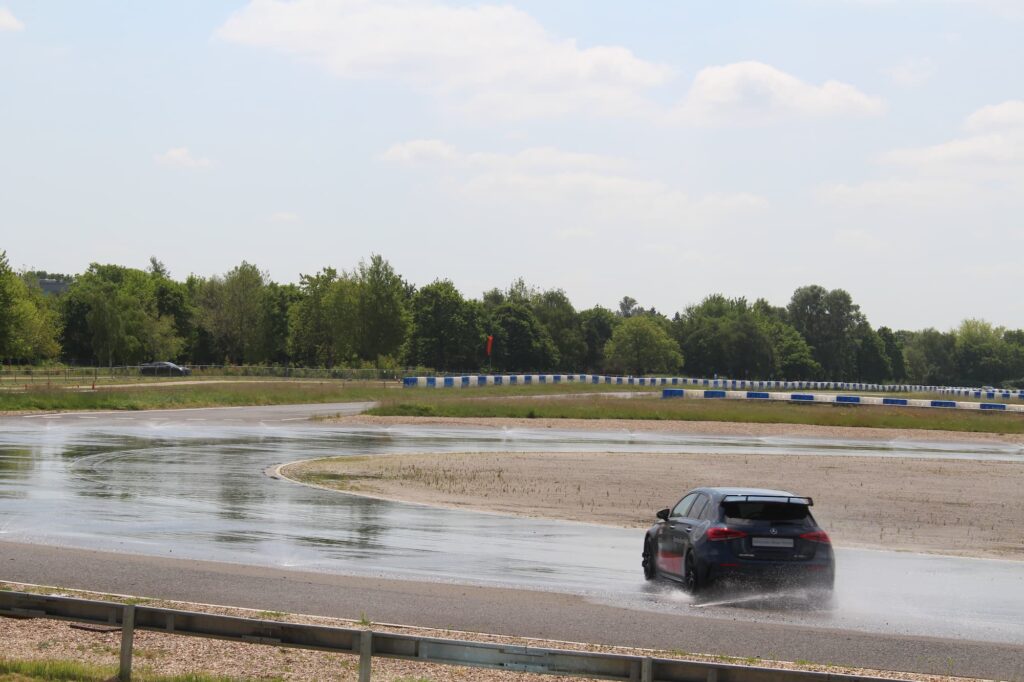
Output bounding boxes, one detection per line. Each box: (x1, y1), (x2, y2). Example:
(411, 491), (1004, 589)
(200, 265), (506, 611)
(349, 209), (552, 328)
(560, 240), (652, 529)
(752, 537), (794, 548)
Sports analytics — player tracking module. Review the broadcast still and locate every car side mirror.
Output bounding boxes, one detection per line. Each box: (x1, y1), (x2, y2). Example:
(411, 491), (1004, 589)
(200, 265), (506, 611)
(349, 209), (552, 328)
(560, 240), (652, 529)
(656, 508), (670, 521)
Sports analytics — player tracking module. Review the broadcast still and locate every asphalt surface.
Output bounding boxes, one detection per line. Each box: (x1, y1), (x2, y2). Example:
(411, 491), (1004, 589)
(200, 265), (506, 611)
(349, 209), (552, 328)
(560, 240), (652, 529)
(2, 403), (1023, 679)
(3, 541), (1023, 680)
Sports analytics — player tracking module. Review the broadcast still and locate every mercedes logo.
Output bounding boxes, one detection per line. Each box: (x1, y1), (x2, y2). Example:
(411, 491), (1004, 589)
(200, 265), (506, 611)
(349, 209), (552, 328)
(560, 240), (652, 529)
(769, 528), (778, 535)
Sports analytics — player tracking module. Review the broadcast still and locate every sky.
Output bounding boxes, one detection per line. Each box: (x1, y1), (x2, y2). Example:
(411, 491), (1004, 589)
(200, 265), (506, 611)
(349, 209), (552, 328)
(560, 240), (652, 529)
(1, 1), (1021, 331)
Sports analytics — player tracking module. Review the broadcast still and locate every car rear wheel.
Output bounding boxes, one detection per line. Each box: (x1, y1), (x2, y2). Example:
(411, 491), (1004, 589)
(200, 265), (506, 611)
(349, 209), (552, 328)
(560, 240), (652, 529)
(683, 552), (703, 593)
(642, 538), (657, 580)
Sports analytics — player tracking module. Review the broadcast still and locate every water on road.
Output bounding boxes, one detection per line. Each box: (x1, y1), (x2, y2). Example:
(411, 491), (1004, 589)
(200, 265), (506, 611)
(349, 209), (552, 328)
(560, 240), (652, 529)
(1, 405), (1022, 645)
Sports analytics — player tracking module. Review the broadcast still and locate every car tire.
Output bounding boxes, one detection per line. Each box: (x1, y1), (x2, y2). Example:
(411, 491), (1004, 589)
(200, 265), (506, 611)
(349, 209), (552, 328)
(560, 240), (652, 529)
(684, 552), (703, 593)
(642, 537), (657, 580)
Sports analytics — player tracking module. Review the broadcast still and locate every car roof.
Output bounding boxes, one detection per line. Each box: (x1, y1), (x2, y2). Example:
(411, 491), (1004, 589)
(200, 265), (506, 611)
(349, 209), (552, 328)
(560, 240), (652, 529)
(698, 486), (799, 498)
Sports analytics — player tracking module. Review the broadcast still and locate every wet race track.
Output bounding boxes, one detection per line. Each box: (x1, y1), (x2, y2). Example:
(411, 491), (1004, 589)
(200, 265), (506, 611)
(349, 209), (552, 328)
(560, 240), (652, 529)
(2, 403), (1024, 653)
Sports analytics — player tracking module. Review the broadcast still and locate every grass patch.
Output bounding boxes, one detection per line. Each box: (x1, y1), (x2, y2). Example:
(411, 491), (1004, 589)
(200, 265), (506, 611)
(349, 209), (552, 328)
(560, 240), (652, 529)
(368, 396), (1024, 434)
(0, 380), (660, 413)
(0, 382), (391, 412)
(383, 403), (437, 417)
(0, 658), (269, 681)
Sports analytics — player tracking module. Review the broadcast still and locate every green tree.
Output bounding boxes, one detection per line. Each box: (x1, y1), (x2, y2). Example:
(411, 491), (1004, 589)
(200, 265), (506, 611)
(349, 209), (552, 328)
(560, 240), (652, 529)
(674, 295), (773, 379)
(289, 268), (339, 366)
(0, 251), (18, 358)
(603, 315), (683, 375)
(618, 296), (639, 318)
(85, 281), (134, 367)
(196, 262), (267, 363)
(259, 282), (297, 365)
(0, 263), (61, 363)
(355, 255), (410, 366)
(325, 275), (361, 365)
(149, 261), (194, 356)
(531, 289), (586, 371)
(852, 321), (891, 383)
(787, 285), (862, 380)
(954, 319), (1010, 386)
(579, 306), (618, 372)
(761, 319), (821, 379)
(57, 262), (185, 365)
(409, 279), (486, 371)
(876, 327), (906, 382)
(489, 302), (558, 372)
(903, 328), (957, 385)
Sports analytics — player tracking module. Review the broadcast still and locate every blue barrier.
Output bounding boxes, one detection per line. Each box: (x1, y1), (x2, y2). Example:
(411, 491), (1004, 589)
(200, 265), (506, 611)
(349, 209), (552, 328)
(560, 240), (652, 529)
(981, 403), (1007, 411)
(791, 394), (815, 401)
(704, 390), (726, 398)
(931, 400), (957, 408)
(662, 389), (685, 398)
(835, 396), (860, 404)
(883, 398), (909, 406)
(746, 392), (769, 399)
(426, 377), (436, 387)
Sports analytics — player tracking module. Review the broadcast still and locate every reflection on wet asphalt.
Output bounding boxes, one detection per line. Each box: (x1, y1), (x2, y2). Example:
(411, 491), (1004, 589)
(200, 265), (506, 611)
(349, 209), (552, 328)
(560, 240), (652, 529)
(1, 407), (1022, 645)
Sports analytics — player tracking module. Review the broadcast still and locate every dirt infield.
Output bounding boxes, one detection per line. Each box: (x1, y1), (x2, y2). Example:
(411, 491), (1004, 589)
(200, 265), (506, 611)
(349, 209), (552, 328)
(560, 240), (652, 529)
(288, 417), (1024, 559)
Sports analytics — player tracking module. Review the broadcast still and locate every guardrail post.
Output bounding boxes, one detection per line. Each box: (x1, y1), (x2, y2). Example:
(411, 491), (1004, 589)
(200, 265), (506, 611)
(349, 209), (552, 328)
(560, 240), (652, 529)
(641, 656), (653, 682)
(119, 604), (135, 681)
(358, 630), (372, 682)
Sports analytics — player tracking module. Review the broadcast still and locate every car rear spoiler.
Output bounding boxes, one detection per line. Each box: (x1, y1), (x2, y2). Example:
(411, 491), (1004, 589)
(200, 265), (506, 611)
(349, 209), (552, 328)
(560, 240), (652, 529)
(721, 494), (813, 506)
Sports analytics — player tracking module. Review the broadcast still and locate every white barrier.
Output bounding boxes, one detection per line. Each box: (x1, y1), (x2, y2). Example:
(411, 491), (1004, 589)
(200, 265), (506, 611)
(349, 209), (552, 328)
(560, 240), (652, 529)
(402, 375), (1022, 400)
(405, 375), (941, 393)
(658, 389), (1024, 414)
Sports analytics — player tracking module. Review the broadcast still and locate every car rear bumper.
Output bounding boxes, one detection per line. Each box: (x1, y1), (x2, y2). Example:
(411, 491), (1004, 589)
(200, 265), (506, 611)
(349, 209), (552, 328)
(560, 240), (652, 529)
(706, 560), (834, 588)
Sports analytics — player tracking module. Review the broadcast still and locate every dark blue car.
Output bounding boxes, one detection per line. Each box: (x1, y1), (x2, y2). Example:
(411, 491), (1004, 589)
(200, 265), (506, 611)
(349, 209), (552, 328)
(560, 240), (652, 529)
(642, 487), (834, 593)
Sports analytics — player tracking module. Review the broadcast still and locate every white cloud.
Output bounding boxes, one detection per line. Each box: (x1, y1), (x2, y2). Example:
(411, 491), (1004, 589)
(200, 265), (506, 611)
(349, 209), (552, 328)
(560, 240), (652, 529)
(676, 61), (884, 125)
(833, 227), (886, 252)
(964, 100), (1024, 132)
(217, 0), (671, 119)
(821, 100), (1024, 208)
(269, 211), (300, 223)
(381, 139), (625, 172)
(154, 147), (213, 169)
(0, 7), (24, 31)
(554, 227), (595, 240)
(838, 0), (1024, 19)
(884, 57), (933, 87)
(381, 139), (767, 228)
(882, 99), (1024, 166)
(220, 2), (880, 126)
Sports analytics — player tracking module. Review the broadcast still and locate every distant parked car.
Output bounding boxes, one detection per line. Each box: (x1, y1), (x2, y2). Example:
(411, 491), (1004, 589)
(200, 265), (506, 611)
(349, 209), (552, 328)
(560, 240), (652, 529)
(139, 361), (191, 377)
(642, 487), (834, 593)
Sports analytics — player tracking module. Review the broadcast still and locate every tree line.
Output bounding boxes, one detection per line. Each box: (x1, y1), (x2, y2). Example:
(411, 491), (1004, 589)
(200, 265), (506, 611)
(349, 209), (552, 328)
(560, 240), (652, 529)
(1, 251), (1022, 388)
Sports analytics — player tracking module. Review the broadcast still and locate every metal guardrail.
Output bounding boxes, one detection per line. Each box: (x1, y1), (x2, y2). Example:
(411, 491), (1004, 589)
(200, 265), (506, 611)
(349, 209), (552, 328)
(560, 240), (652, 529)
(0, 590), (893, 682)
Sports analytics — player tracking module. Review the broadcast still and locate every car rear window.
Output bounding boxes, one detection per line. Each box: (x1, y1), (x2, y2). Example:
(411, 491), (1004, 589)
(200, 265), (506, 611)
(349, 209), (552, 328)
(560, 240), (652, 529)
(722, 502), (810, 524)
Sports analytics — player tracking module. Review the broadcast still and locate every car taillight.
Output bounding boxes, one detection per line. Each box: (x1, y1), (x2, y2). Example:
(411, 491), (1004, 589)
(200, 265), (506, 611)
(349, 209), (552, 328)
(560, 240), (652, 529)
(706, 527), (747, 541)
(799, 530), (831, 544)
